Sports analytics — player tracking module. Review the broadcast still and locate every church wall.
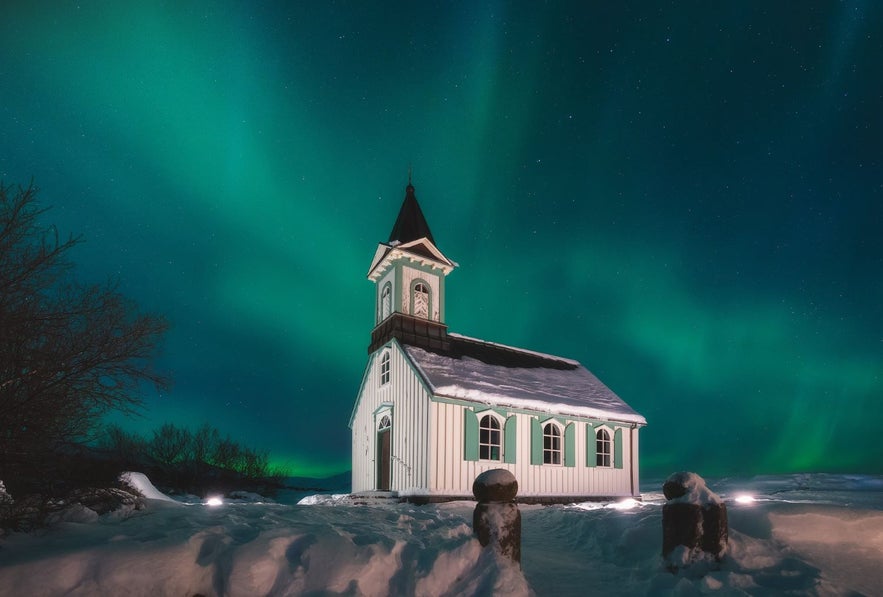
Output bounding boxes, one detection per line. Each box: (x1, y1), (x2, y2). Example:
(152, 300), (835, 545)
(427, 401), (638, 498)
(351, 341), (432, 494)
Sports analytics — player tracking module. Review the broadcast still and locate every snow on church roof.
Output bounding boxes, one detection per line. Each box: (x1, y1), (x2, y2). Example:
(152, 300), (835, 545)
(402, 334), (646, 425)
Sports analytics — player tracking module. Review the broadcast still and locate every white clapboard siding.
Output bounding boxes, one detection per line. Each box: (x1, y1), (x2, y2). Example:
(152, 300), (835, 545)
(351, 342), (432, 494)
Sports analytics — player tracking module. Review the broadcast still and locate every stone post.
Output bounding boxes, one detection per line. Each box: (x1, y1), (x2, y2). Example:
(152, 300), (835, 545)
(662, 471), (728, 570)
(472, 469), (521, 565)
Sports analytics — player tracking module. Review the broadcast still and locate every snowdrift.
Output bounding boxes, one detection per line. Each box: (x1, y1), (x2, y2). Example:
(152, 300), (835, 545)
(0, 474), (881, 595)
(0, 486), (527, 596)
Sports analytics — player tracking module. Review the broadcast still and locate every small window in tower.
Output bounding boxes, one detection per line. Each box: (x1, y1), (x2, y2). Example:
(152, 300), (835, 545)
(413, 283), (429, 318)
(381, 284), (392, 320)
(380, 352), (390, 385)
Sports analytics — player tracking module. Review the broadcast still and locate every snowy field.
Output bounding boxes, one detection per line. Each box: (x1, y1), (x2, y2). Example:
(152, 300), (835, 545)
(1, 473), (882, 596)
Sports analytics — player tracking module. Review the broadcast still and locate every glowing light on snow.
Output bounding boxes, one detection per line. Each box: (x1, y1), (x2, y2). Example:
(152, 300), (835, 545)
(734, 494), (756, 504)
(205, 496), (224, 507)
(610, 498), (640, 510)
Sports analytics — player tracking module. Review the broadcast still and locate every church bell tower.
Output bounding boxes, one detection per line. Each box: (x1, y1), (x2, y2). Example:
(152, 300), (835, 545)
(366, 181), (456, 353)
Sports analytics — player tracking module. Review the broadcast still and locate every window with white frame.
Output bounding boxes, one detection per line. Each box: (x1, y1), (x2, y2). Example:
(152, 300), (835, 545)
(479, 415), (502, 461)
(378, 414), (391, 431)
(379, 352), (390, 385)
(543, 422), (561, 465)
(413, 282), (429, 318)
(596, 428), (612, 467)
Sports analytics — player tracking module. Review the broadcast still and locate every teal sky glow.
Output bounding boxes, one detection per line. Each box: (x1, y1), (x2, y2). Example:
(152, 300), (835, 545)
(1, 2), (881, 478)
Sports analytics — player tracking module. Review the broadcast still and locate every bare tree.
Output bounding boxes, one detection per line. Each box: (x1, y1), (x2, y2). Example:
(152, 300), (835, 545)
(211, 435), (243, 471)
(100, 424), (146, 467)
(240, 447), (270, 479)
(147, 423), (191, 466)
(191, 423), (220, 465)
(0, 182), (169, 486)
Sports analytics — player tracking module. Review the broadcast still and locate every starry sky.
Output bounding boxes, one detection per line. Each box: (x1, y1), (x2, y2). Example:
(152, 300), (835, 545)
(1, 2), (881, 479)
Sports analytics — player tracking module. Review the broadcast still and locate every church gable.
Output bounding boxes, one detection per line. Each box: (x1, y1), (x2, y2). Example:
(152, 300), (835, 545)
(367, 240), (455, 282)
(349, 338), (436, 494)
(367, 245), (392, 277)
(395, 238), (455, 267)
(349, 339), (434, 430)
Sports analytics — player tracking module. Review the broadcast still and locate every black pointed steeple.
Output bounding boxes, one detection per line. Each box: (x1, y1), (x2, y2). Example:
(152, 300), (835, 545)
(367, 176), (455, 354)
(388, 183), (435, 245)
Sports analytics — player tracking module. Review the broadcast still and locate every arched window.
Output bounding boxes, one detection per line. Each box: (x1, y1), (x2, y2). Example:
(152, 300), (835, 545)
(379, 352), (390, 385)
(378, 415), (391, 431)
(543, 423), (561, 465)
(479, 415), (502, 461)
(596, 428), (612, 467)
(380, 283), (392, 320)
(413, 282), (429, 318)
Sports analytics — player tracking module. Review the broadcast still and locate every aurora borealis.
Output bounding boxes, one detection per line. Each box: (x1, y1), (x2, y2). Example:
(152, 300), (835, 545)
(1, 2), (880, 479)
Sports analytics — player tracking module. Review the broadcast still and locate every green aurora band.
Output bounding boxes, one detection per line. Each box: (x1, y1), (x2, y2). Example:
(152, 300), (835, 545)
(1, 2), (881, 478)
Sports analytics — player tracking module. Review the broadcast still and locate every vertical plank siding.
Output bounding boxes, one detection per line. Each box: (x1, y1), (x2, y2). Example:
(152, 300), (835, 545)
(354, 346), (641, 498)
(429, 402), (639, 498)
(351, 343), (432, 494)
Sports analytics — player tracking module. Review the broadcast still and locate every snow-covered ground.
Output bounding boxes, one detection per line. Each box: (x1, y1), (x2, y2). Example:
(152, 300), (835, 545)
(1, 473), (882, 596)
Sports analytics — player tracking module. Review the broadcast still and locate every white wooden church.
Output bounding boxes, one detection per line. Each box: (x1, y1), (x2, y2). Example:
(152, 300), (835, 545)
(349, 182), (646, 502)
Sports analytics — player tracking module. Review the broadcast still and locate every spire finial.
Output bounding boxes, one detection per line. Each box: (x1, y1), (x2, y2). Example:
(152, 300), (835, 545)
(408, 164), (413, 187)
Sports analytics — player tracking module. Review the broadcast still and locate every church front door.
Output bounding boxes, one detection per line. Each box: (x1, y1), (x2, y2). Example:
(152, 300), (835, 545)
(377, 428), (390, 491)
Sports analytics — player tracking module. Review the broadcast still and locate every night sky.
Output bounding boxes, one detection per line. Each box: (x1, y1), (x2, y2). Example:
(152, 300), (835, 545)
(2, 2), (881, 479)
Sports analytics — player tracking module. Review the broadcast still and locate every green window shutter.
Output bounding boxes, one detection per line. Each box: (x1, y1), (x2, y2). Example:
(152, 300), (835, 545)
(586, 423), (596, 467)
(530, 418), (543, 465)
(564, 422), (575, 467)
(464, 409), (479, 461)
(504, 415), (517, 464)
(614, 428), (623, 469)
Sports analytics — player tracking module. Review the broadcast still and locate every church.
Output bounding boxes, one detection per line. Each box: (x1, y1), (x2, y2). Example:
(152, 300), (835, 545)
(349, 181), (646, 502)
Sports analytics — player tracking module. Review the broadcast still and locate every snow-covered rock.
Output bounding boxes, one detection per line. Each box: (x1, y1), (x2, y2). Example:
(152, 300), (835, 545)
(663, 471), (723, 506)
(228, 490), (272, 503)
(46, 503), (99, 524)
(0, 481), (12, 506)
(297, 493), (351, 506)
(119, 471), (178, 503)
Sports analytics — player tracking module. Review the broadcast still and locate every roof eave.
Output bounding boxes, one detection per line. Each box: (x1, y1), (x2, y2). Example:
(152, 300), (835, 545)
(431, 391), (646, 426)
(367, 245), (455, 281)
